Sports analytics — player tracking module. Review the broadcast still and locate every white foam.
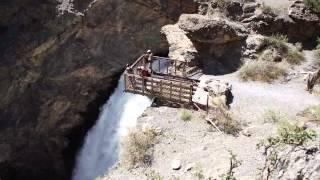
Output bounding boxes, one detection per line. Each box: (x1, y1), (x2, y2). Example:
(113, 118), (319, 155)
(72, 75), (152, 180)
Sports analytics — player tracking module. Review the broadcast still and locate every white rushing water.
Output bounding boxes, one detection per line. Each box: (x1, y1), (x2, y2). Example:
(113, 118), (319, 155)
(72, 75), (152, 180)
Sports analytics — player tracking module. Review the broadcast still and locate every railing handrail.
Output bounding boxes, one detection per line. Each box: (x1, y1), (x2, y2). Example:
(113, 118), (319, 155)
(153, 56), (185, 62)
(130, 55), (145, 69)
(125, 72), (199, 86)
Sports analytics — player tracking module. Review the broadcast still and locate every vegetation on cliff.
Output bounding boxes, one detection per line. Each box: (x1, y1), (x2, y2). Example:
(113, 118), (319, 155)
(304, 0), (320, 13)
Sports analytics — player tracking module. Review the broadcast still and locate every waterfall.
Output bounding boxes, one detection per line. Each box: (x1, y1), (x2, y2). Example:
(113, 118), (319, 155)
(72, 75), (152, 180)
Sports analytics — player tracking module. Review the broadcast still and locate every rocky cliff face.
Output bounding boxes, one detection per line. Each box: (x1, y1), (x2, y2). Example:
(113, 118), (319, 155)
(0, 1), (198, 180)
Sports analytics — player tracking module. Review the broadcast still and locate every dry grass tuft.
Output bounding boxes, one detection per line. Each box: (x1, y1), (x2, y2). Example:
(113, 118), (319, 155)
(145, 170), (163, 180)
(239, 61), (287, 83)
(301, 105), (320, 123)
(120, 127), (158, 169)
(260, 34), (288, 52)
(180, 109), (192, 121)
(286, 48), (305, 64)
(210, 107), (242, 136)
(264, 109), (288, 123)
(258, 35), (305, 65)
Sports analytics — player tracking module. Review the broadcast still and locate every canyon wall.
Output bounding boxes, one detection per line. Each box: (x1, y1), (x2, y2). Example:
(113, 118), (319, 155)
(0, 1), (198, 179)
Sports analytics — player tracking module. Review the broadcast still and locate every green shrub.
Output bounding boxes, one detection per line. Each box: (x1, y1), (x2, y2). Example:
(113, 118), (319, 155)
(271, 34), (289, 43)
(304, 0), (320, 13)
(264, 109), (288, 123)
(276, 121), (316, 145)
(258, 35), (304, 65)
(239, 61), (287, 82)
(257, 118), (317, 178)
(259, 35), (288, 55)
(121, 127), (158, 168)
(219, 151), (242, 180)
(180, 109), (192, 121)
(258, 120), (317, 148)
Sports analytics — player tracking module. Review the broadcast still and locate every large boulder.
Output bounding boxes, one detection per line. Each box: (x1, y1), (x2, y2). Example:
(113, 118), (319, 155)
(161, 24), (198, 63)
(178, 14), (248, 44)
(262, 144), (320, 179)
(162, 13), (248, 75)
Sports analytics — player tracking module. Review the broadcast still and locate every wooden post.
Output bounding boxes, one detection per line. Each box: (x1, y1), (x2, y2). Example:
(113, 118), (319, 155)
(124, 73), (127, 91)
(174, 60), (177, 75)
(160, 80), (163, 97)
(206, 94), (209, 115)
(189, 84), (193, 103)
(142, 78), (145, 95)
(166, 59), (169, 75)
(183, 63), (186, 77)
(179, 82), (182, 102)
(151, 78), (154, 93)
(170, 82), (172, 101)
(158, 58), (161, 73)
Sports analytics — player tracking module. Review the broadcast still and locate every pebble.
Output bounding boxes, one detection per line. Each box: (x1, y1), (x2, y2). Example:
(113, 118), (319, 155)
(171, 159), (182, 170)
(241, 129), (252, 137)
(185, 163), (194, 172)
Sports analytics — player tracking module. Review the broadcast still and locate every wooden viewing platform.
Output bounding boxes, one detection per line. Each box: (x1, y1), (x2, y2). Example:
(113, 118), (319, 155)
(124, 55), (200, 104)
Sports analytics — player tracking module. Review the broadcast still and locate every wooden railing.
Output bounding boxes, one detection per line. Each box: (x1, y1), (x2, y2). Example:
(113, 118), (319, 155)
(124, 73), (198, 103)
(129, 55), (189, 78)
(152, 56), (188, 77)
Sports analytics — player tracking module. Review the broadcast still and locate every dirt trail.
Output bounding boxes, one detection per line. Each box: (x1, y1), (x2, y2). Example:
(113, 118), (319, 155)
(215, 50), (320, 125)
(215, 72), (320, 124)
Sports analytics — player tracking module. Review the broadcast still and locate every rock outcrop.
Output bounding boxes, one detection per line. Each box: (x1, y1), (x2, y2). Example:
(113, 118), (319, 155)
(0, 1), (198, 180)
(262, 144), (320, 180)
(162, 13), (248, 75)
(161, 25), (198, 63)
(243, 0), (320, 43)
(178, 14), (248, 44)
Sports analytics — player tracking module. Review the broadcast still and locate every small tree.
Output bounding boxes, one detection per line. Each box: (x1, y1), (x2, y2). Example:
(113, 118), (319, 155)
(219, 151), (242, 180)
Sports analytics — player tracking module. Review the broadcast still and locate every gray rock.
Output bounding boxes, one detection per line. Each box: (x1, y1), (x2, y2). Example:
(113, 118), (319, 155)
(185, 163), (195, 172)
(262, 144), (320, 179)
(241, 129), (252, 137)
(178, 14), (248, 44)
(161, 24), (198, 63)
(243, 3), (258, 13)
(171, 159), (182, 170)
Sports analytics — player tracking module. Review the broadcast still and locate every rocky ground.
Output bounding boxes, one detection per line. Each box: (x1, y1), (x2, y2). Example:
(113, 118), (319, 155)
(103, 0), (320, 179)
(104, 51), (320, 180)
